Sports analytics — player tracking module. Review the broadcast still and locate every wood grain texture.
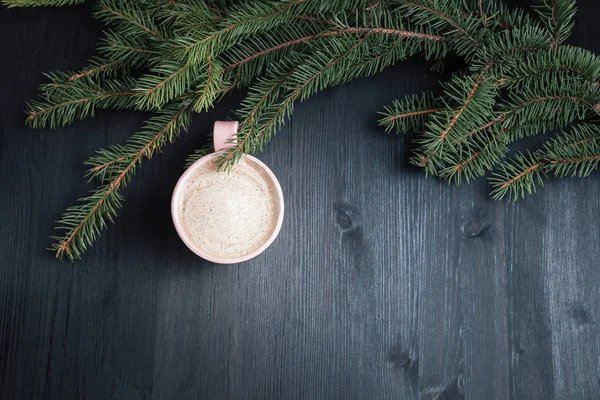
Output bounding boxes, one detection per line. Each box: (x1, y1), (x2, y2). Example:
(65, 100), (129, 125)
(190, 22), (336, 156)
(1, 2), (600, 400)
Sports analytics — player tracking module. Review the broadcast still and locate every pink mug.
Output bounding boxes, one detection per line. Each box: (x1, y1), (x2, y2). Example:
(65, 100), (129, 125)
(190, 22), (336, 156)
(171, 121), (285, 263)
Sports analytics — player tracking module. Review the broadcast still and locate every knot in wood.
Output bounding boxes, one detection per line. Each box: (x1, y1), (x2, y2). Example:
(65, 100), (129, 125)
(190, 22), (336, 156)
(461, 219), (485, 238)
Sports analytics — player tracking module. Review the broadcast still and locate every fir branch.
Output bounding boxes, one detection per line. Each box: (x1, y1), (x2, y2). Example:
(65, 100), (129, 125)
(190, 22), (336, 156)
(223, 31), (330, 72)
(460, 117), (502, 142)
(498, 72), (600, 138)
(85, 150), (128, 183)
(506, 95), (593, 114)
(2, 0), (83, 6)
(501, 46), (600, 90)
(193, 56), (227, 112)
(186, 65), (299, 168)
(494, 3), (542, 31)
(220, 36), (371, 166)
(68, 29), (158, 82)
(439, 132), (507, 185)
(547, 153), (600, 170)
(175, 0), (400, 61)
(469, 26), (550, 75)
(379, 92), (439, 134)
(53, 100), (193, 260)
(417, 74), (498, 156)
(26, 73), (138, 128)
(440, 82), (480, 140)
(294, 15), (339, 25)
(158, 1), (222, 33)
(490, 152), (545, 200)
(490, 124), (600, 199)
(224, 27), (444, 73)
(281, 0), (383, 14)
(222, 14), (445, 85)
(432, 116), (510, 182)
(177, 0), (307, 60)
(100, 30), (156, 56)
(158, 0), (226, 15)
(95, 0), (170, 42)
(218, 14), (447, 166)
(134, 60), (194, 110)
(541, 123), (600, 177)
(196, 15), (323, 85)
(402, 1), (475, 40)
(532, 0), (576, 48)
(68, 59), (122, 82)
(51, 185), (126, 261)
(399, 0), (481, 56)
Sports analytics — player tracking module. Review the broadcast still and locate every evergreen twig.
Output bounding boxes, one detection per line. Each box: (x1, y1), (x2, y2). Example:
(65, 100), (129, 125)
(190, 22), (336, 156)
(7, 0), (598, 259)
(52, 99), (193, 259)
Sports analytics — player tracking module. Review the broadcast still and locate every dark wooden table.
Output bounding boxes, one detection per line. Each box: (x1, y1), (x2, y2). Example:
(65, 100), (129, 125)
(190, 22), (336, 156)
(1, 3), (600, 400)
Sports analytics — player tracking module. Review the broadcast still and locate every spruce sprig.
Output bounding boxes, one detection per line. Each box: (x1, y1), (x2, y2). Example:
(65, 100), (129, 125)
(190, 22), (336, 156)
(532, 0), (576, 47)
(52, 98), (193, 260)
(26, 73), (138, 128)
(379, 92), (439, 134)
(1, 0), (83, 6)
(490, 124), (600, 200)
(6, 0), (599, 260)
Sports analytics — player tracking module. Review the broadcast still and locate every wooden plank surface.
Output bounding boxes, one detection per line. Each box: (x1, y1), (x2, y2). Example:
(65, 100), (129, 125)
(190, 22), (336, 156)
(1, 2), (599, 399)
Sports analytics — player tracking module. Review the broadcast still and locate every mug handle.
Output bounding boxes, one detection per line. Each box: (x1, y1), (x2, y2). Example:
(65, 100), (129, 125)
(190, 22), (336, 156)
(213, 121), (239, 152)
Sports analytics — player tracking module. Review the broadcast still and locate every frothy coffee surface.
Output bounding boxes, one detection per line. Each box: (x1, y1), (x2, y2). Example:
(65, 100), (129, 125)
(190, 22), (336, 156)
(177, 156), (280, 260)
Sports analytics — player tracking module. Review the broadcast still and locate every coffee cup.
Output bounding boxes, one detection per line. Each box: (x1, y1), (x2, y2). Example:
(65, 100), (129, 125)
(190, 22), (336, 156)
(171, 121), (284, 263)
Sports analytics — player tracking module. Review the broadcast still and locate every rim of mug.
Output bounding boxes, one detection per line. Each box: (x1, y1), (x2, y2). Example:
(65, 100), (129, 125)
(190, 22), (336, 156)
(171, 153), (284, 264)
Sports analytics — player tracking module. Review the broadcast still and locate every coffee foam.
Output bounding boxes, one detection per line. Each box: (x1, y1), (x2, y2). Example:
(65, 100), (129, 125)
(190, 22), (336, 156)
(177, 156), (280, 259)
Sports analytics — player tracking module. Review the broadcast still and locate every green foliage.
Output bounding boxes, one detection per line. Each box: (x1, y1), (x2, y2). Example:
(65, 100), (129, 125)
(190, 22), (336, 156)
(418, 75), (498, 156)
(489, 151), (545, 200)
(498, 72), (600, 137)
(53, 99), (193, 260)
(438, 132), (508, 185)
(379, 92), (438, 134)
(2, 0), (83, 7)
(397, 0), (483, 58)
(26, 72), (138, 128)
(380, 0), (600, 201)
(502, 45), (600, 90)
(6, 0), (599, 260)
(493, 1), (543, 31)
(95, 0), (170, 42)
(468, 26), (550, 74)
(490, 123), (600, 200)
(542, 123), (600, 177)
(532, 0), (576, 46)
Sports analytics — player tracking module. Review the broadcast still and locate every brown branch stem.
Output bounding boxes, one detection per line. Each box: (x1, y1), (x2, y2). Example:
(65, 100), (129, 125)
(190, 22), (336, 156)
(89, 157), (127, 174)
(497, 163), (543, 189)
(454, 151), (482, 172)
(508, 95), (593, 114)
(28, 91), (137, 121)
(403, 1), (479, 46)
(57, 107), (187, 257)
(185, 0), (305, 51)
(567, 137), (600, 148)
(385, 108), (439, 122)
(145, 65), (186, 96)
(224, 36), (367, 165)
(549, 155), (600, 164)
(100, 6), (166, 41)
(224, 28), (443, 72)
(437, 81), (480, 142)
